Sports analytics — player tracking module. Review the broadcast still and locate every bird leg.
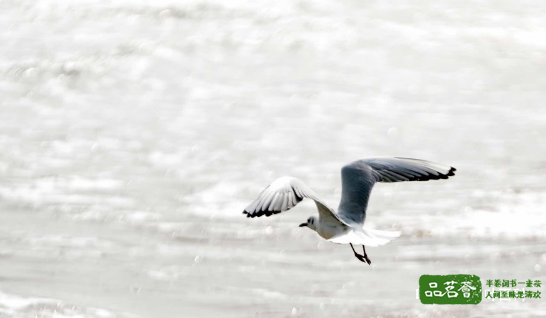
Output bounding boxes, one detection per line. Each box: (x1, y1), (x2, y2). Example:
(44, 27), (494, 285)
(350, 243), (371, 265)
(362, 245), (371, 265)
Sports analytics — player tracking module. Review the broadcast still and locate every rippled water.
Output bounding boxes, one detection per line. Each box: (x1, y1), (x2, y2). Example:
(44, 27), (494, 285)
(1, 0), (546, 317)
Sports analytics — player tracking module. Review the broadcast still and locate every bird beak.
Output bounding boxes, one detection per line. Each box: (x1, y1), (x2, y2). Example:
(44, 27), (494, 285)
(299, 223), (307, 227)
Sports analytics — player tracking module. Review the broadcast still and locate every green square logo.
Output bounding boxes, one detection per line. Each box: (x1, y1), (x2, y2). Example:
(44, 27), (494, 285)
(419, 274), (482, 305)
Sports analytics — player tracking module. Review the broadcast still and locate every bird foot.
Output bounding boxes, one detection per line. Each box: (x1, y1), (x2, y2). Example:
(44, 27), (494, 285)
(363, 253), (372, 265)
(354, 253), (372, 265)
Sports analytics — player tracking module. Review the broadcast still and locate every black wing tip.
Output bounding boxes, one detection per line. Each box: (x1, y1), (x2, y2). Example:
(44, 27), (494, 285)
(243, 210), (257, 218)
(242, 208), (285, 218)
(413, 166), (456, 182)
(392, 157), (457, 176)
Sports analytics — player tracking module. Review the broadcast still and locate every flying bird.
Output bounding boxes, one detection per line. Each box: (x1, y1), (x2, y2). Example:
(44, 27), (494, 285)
(243, 157), (456, 264)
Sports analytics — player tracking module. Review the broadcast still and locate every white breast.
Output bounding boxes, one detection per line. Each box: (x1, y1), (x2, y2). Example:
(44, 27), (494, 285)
(316, 221), (346, 240)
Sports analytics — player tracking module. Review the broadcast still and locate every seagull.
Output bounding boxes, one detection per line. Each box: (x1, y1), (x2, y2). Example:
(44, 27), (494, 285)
(243, 157), (456, 264)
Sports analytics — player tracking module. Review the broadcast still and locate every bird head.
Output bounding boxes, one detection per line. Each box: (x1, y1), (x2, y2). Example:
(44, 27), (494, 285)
(299, 216), (317, 231)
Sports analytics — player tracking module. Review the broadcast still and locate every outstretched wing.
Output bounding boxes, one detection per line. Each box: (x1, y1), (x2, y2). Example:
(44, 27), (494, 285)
(243, 176), (348, 225)
(337, 157), (456, 224)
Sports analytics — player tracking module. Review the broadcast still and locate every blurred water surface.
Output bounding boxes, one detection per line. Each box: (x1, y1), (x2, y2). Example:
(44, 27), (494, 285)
(1, 0), (546, 317)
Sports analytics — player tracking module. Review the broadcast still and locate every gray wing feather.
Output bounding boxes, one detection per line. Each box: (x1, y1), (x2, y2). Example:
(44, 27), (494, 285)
(338, 157), (456, 224)
(243, 176), (348, 225)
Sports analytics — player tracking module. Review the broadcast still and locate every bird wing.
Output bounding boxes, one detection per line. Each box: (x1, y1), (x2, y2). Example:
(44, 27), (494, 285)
(337, 157), (456, 225)
(243, 176), (348, 226)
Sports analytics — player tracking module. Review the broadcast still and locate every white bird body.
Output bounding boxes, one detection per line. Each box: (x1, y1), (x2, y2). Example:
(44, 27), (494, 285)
(243, 157), (456, 263)
(314, 216), (346, 240)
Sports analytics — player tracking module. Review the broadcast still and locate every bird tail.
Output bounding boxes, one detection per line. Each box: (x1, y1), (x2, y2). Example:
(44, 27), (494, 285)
(328, 227), (400, 247)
